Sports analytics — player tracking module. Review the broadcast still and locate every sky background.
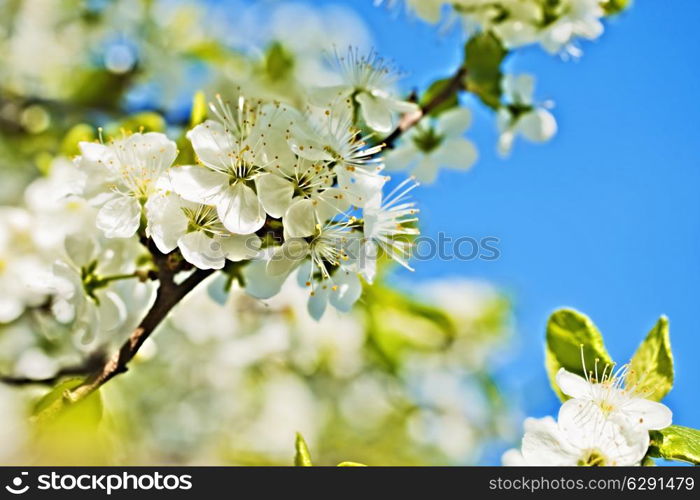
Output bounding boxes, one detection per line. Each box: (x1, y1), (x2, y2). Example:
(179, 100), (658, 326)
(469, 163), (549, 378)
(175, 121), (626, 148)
(313, 0), (700, 463)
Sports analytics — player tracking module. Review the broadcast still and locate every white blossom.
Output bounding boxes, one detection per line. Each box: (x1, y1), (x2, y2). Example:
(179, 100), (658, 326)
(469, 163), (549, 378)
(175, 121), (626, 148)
(385, 107), (478, 182)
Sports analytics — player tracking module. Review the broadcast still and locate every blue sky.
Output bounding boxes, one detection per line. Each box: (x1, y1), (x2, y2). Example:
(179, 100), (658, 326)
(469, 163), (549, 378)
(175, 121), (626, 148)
(329, 0), (700, 456)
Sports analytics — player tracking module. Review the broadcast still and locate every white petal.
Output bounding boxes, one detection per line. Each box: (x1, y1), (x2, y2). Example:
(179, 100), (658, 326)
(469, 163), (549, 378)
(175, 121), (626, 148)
(432, 138), (478, 171)
(521, 416), (579, 466)
(0, 298), (24, 324)
(411, 156), (439, 184)
(216, 183), (266, 234)
(243, 257), (288, 299)
(435, 107), (472, 137)
(96, 196), (141, 238)
(98, 291), (127, 332)
(356, 92), (394, 133)
(619, 398), (673, 431)
(255, 173), (295, 218)
(169, 165), (227, 204)
(178, 231), (225, 270)
(186, 120), (237, 170)
(518, 109), (557, 143)
(556, 368), (592, 400)
(121, 132), (178, 174)
(336, 168), (387, 207)
(78, 141), (120, 176)
(315, 188), (351, 221)
(145, 193), (188, 254)
(283, 198), (318, 238)
(267, 239), (309, 277)
(64, 233), (97, 267)
(501, 449), (528, 466)
(329, 271), (362, 312)
(383, 143), (419, 171)
(221, 233), (261, 262)
(308, 285), (330, 320)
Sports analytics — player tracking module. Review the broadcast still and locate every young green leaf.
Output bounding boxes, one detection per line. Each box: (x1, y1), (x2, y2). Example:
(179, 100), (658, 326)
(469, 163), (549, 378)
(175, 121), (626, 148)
(648, 425), (700, 465)
(294, 432), (313, 466)
(463, 32), (507, 110)
(545, 308), (614, 401)
(420, 78), (460, 117)
(337, 462), (367, 467)
(190, 91), (208, 127)
(626, 316), (673, 401)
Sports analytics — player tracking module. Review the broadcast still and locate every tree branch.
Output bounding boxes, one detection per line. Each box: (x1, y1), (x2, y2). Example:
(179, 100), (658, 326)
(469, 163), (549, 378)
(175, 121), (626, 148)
(34, 239), (214, 421)
(381, 65), (468, 149)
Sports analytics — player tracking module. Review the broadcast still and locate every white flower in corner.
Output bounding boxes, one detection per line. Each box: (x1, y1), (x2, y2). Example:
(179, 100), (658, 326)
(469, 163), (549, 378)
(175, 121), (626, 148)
(556, 366), (673, 434)
(502, 412), (649, 466)
(146, 190), (261, 270)
(497, 74), (557, 157)
(77, 132), (178, 238)
(316, 49), (418, 134)
(384, 108), (477, 183)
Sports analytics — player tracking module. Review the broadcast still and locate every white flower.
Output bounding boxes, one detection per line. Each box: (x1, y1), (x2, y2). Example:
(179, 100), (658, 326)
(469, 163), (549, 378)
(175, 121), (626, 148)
(538, 0), (605, 57)
(256, 158), (350, 238)
(295, 261), (362, 320)
(316, 49), (418, 133)
(170, 98), (279, 235)
(146, 190), (261, 270)
(385, 107), (478, 182)
(77, 132), (178, 238)
(502, 412), (649, 466)
(45, 235), (127, 347)
(242, 247), (292, 300)
(287, 103), (387, 207)
(497, 74), (557, 156)
(556, 367), (673, 433)
(360, 178), (419, 283)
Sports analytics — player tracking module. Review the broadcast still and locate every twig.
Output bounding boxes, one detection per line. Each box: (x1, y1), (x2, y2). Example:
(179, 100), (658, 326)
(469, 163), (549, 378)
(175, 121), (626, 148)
(34, 239), (214, 421)
(382, 65), (468, 149)
(0, 351), (107, 387)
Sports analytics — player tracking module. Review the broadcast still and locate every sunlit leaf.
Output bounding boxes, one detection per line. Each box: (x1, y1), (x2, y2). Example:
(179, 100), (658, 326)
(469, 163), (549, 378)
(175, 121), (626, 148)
(648, 425), (700, 465)
(464, 32), (507, 110)
(545, 308), (614, 401)
(294, 432), (313, 466)
(627, 316), (673, 401)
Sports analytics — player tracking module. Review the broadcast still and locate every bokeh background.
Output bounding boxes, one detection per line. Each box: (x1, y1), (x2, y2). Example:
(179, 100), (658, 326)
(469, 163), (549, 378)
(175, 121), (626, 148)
(0, 0), (697, 465)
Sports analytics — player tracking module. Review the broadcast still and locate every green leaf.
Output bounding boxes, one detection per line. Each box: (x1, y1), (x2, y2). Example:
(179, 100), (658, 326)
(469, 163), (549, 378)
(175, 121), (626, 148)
(263, 42), (295, 82)
(626, 316), (673, 401)
(60, 124), (95, 157)
(420, 78), (459, 116)
(545, 309), (614, 401)
(337, 462), (367, 467)
(464, 32), (507, 110)
(648, 425), (700, 465)
(294, 432), (313, 466)
(603, 0), (632, 16)
(32, 377), (103, 428)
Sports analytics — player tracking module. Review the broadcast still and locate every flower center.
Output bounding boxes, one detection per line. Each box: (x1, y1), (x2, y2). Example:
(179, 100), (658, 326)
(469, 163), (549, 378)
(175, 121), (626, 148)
(412, 126), (444, 153)
(578, 449), (608, 467)
(182, 205), (224, 237)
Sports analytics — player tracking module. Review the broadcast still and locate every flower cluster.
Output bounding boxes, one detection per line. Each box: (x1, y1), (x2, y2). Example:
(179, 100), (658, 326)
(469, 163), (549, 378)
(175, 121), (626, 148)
(0, 55), (422, 339)
(503, 362), (672, 466)
(383, 0), (612, 58)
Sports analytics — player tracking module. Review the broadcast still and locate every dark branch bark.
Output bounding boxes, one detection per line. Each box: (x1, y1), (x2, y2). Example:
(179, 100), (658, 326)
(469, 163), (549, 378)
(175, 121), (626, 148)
(381, 66), (468, 150)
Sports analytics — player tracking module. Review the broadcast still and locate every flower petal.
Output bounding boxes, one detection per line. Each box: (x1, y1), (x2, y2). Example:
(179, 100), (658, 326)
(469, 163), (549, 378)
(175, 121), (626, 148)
(96, 196), (141, 238)
(355, 92), (394, 133)
(216, 183), (266, 234)
(411, 156), (439, 184)
(432, 138), (478, 171)
(267, 239), (309, 277)
(556, 368), (592, 400)
(178, 231), (226, 270)
(221, 233), (261, 262)
(145, 193), (188, 254)
(308, 284), (330, 320)
(169, 165), (227, 205)
(435, 107), (472, 137)
(619, 398), (673, 431)
(328, 270), (362, 313)
(283, 198), (318, 238)
(517, 109), (557, 143)
(521, 416), (579, 466)
(255, 173), (295, 218)
(186, 120), (237, 170)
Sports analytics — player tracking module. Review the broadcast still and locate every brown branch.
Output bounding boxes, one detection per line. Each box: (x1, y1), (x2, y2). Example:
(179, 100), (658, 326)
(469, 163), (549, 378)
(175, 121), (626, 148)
(0, 351), (107, 387)
(381, 65), (468, 150)
(34, 239), (214, 421)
